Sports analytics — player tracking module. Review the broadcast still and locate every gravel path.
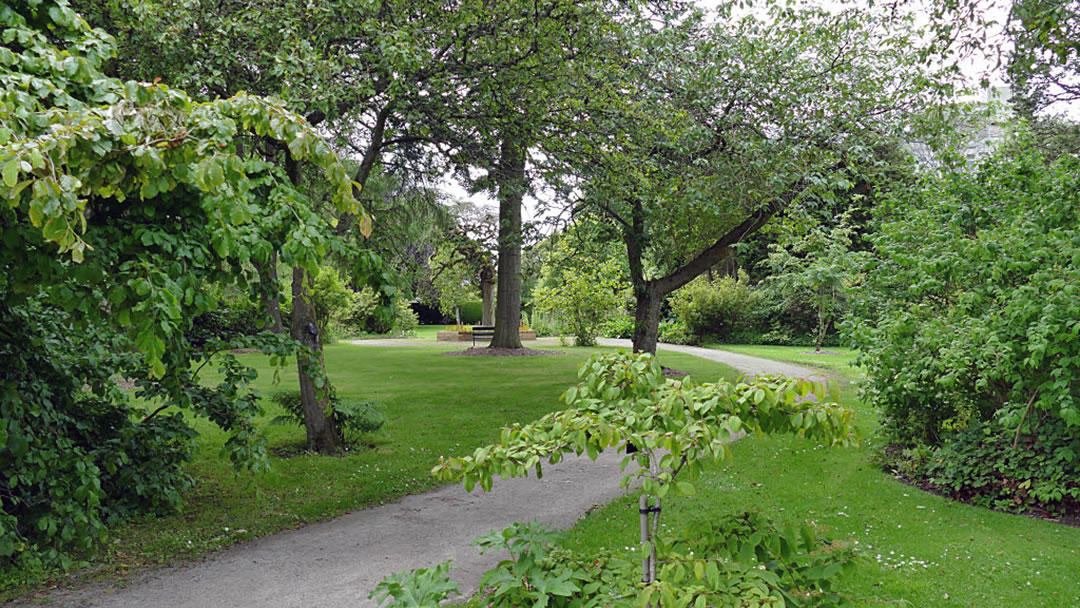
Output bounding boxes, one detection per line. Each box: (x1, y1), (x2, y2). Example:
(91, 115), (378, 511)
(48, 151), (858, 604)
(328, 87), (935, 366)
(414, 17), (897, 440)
(27, 341), (821, 608)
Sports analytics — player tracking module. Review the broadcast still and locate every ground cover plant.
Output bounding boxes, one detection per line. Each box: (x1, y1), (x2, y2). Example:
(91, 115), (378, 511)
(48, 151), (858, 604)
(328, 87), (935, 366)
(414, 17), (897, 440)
(560, 351), (1080, 607)
(0, 344), (738, 599)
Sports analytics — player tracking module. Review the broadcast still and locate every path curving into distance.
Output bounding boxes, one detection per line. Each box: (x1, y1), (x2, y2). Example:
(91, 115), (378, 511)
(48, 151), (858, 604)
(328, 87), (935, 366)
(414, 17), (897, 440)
(25, 342), (820, 608)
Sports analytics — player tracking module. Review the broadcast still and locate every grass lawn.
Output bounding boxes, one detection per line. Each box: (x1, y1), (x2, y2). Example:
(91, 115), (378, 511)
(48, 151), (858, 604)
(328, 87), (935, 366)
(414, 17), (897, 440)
(412, 324), (452, 340)
(563, 346), (1080, 607)
(13, 343), (737, 596)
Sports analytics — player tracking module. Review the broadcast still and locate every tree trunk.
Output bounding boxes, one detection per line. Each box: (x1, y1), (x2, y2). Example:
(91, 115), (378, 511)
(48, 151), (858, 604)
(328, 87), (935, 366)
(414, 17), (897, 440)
(455, 305), (461, 327)
(480, 264), (496, 326)
(290, 266), (342, 454)
(601, 173), (859, 361)
(283, 151), (340, 454)
(815, 288), (827, 353)
(631, 284), (662, 354)
(490, 136), (527, 349)
(253, 250), (284, 334)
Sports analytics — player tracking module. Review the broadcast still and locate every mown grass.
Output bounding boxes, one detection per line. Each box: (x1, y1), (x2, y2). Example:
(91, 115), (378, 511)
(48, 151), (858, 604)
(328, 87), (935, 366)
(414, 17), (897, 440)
(563, 347), (1080, 607)
(13, 343), (736, 597)
(411, 324), (452, 340)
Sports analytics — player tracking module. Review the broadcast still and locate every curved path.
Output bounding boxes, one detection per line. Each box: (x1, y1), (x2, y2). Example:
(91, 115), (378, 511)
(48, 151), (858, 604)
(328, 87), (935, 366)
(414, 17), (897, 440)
(29, 343), (819, 608)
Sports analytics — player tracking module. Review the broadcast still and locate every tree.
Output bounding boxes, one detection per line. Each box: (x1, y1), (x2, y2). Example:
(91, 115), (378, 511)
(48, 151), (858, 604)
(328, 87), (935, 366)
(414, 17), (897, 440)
(423, 0), (628, 349)
(917, 0), (1079, 113)
(551, 3), (943, 353)
(0, 0), (363, 565)
(80, 0), (386, 452)
(442, 201), (500, 326)
(428, 243), (476, 326)
(532, 258), (627, 347)
(765, 215), (868, 352)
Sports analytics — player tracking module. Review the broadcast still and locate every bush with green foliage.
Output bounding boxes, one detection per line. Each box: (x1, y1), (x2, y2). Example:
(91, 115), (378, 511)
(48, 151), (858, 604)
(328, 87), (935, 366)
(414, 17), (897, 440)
(311, 266), (356, 340)
(458, 300), (483, 325)
(0, 303), (195, 576)
(532, 260), (627, 346)
(187, 291), (263, 348)
(658, 318), (697, 346)
(528, 311), (561, 338)
(849, 146), (1080, 511)
(765, 217), (867, 352)
(852, 149), (1080, 445)
(373, 513), (858, 608)
(270, 390), (385, 448)
(882, 422), (1080, 515)
(337, 287), (417, 338)
(599, 315), (635, 339)
(649, 511), (859, 607)
(669, 271), (760, 343)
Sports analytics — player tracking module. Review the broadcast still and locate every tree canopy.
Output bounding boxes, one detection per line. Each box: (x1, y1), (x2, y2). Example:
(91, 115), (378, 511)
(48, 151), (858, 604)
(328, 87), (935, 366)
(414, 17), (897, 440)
(0, 0), (366, 567)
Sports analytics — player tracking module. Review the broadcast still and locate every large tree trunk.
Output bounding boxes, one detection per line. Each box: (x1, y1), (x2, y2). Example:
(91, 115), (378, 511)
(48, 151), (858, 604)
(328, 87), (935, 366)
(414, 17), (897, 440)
(253, 250), (284, 334)
(490, 136), (527, 349)
(290, 266), (342, 454)
(480, 264), (496, 326)
(631, 284), (663, 354)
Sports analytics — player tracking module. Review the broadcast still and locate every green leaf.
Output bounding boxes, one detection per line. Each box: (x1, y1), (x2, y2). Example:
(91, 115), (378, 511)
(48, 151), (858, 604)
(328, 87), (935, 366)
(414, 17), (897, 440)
(2, 160), (18, 188)
(676, 480), (697, 496)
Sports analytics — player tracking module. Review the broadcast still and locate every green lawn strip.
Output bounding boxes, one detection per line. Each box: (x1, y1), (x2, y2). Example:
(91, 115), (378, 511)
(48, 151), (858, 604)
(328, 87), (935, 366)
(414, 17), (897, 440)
(63, 344), (737, 585)
(411, 324), (452, 340)
(560, 357), (1080, 607)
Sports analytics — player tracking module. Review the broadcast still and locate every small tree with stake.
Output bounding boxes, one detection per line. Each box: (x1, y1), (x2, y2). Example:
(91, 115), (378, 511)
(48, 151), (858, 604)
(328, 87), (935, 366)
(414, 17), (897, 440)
(394, 351), (861, 607)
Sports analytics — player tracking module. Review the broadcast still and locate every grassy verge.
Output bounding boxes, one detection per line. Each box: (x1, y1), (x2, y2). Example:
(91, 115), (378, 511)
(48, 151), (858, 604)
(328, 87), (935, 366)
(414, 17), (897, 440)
(9, 343), (736, 598)
(562, 347), (1080, 607)
(411, 324), (452, 340)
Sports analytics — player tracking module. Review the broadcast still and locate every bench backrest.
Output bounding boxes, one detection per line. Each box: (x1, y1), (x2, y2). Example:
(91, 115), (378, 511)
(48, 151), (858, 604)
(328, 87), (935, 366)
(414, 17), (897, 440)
(471, 325), (495, 337)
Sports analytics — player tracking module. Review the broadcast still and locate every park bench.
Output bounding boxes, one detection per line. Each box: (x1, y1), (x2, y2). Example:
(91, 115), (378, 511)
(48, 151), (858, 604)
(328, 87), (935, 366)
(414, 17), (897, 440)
(471, 325), (495, 346)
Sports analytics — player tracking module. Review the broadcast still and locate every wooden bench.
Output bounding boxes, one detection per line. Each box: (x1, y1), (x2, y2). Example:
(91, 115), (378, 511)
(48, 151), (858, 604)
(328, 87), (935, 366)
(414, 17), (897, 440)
(471, 325), (495, 346)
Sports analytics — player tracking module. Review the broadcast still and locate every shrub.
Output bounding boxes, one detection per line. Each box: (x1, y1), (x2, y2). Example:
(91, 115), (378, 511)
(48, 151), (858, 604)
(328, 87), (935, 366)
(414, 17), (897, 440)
(849, 149), (1080, 448)
(389, 299), (420, 337)
(374, 514), (858, 608)
(270, 390), (385, 447)
(532, 261), (627, 347)
(458, 300), (483, 325)
(599, 315), (634, 339)
(1, 303), (196, 574)
(338, 287), (417, 338)
(529, 311), (561, 338)
(668, 271), (760, 342)
(727, 327), (846, 348)
(658, 318), (696, 345)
